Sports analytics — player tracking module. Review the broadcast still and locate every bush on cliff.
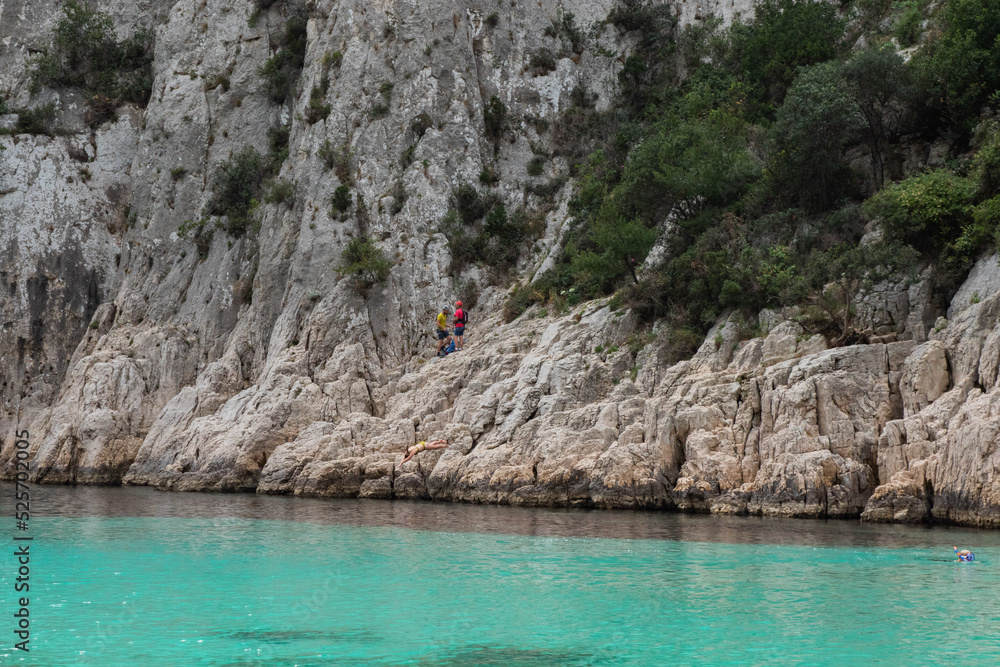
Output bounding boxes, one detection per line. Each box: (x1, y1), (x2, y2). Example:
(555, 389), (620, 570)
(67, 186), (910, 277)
(912, 0), (1000, 127)
(721, 0), (845, 119)
(339, 236), (391, 290)
(32, 1), (154, 126)
(206, 147), (266, 235)
(864, 170), (976, 254)
(769, 61), (865, 211)
(259, 15), (308, 105)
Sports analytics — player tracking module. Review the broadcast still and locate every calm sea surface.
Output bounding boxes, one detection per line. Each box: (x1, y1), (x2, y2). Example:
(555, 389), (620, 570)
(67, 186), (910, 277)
(1, 483), (999, 666)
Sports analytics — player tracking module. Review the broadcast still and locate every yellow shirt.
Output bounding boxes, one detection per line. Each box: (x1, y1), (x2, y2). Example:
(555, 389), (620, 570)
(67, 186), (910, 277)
(436, 312), (447, 330)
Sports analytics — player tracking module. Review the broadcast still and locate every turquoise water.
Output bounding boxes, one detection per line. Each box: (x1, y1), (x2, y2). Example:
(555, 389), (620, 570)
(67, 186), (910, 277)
(2, 486), (1000, 665)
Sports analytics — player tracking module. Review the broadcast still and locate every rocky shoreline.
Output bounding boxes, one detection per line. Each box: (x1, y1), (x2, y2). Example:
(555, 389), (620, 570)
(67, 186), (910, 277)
(1, 1), (998, 528)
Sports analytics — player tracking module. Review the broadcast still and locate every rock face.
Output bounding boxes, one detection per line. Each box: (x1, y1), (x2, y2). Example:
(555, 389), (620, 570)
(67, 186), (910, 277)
(1, 2), (1000, 527)
(863, 255), (1000, 527)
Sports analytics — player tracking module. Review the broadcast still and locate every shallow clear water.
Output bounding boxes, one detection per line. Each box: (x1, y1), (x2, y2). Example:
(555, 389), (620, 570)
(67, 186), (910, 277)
(2, 485), (1000, 666)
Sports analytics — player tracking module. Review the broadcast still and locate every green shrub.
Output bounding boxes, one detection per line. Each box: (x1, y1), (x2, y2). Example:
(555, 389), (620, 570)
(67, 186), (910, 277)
(893, 1), (923, 47)
(454, 183), (489, 224)
(607, 0), (678, 112)
(486, 13), (500, 28)
(864, 169), (976, 252)
(801, 241), (919, 339)
(265, 179), (296, 205)
(170, 167), (188, 181)
(543, 10), (583, 55)
(937, 196), (1000, 275)
(339, 236), (391, 288)
(391, 180), (407, 214)
(402, 143), (416, 167)
(972, 195), (1000, 251)
(912, 0), (1000, 126)
(855, 0), (894, 33)
(770, 61), (864, 210)
(479, 166), (499, 185)
(16, 103), (57, 135)
(529, 49), (557, 76)
(324, 51), (343, 68)
(32, 1), (154, 124)
(305, 86), (331, 124)
(369, 81), (393, 119)
(722, 0), (845, 118)
(319, 139), (352, 182)
(527, 176), (567, 199)
(267, 125), (290, 168)
(259, 15), (308, 104)
(206, 146), (265, 234)
(439, 209), (478, 273)
(527, 156), (546, 176)
(331, 184), (352, 213)
(972, 122), (1000, 197)
(483, 95), (507, 141)
(178, 217), (215, 259)
(569, 84), (596, 109)
(503, 283), (548, 322)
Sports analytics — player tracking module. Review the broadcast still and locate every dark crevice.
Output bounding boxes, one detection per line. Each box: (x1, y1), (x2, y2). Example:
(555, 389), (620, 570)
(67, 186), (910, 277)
(924, 479), (935, 524)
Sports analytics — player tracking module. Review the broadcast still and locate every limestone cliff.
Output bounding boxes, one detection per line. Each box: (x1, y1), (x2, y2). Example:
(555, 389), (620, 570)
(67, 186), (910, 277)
(2, 0), (999, 526)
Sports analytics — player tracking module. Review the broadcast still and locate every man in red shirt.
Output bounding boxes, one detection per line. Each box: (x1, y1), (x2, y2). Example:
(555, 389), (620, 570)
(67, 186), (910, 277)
(453, 301), (468, 351)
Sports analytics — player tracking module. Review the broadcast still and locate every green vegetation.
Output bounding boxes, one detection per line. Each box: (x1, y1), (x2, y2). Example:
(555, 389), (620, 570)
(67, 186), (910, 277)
(324, 51), (343, 68)
(267, 125), (291, 169)
(529, 49), (557, 76)
(369, 82), (393, 120)
(265, 178), (297, 205)
(306, 83), (331, 124)
(439, 184), (542, 277)
(259, 15), (308, 105)
(543, 10), (583, 56)
(32, 1), (154, 126)
(517, 0), (1000, 353)
(402, 143), (417, 167)
(893, 1), (924, 46)
(913, 0), (1000, 126)
(527, 156), (546, 176)
(206, 147), (265, 235)
(319, 139), (352, 182)
(339, 236), (391, 289)
(483, 95), (507, 142)
(13, 103), (57, 135)
(722, 0), (844, 118)
(331, 184), (352, 214)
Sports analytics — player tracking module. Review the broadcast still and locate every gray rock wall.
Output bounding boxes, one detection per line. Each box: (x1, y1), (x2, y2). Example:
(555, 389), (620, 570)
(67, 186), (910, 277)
(2, 1), (1000, 528)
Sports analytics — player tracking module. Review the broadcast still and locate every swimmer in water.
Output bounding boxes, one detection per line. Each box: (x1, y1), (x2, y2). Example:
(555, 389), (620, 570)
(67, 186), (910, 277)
(400, 439), (448, 465)
(954, 546), (975, 562)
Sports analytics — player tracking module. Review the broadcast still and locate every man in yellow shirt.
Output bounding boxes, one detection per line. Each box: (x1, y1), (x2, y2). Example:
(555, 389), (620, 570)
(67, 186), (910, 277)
(435, 306), (451, 357)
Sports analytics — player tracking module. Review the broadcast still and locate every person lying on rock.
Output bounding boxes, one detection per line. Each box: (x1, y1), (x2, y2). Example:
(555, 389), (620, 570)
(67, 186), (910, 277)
(400, 439), (448, 465)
